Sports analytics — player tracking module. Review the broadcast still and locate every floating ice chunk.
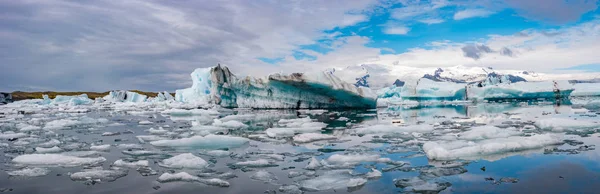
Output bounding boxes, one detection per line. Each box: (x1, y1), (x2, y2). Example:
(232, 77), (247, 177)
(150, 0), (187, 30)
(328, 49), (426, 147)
(102, 132), (121, 136)
(19, 124), (42, 132)
(148, 127), (168, 135)
(159, 153), (209, 169)
(139, 120), (153, 125)
(136, 135), (168, 143)
(0, 132), (28, 139)
(458, 126), (522, 141)
(305, 157), (322, 170)
(113, 159), (149, 168)
(583, 100), (600, 111)
(35, 146), (63, 153)
(61, 151), (100, 157)
(535, 118), (600, 131)
(204, 150), (231, 157)
(12, 154), (106, 166)
(157, 172), (230, 187)
(293, 133), (336, 143)
(326, 154), (380, 165)
(571, 83), (600, 97)
(150, 135), (249, 149)
(365, 168), (382, 179)
(232, 159), (276, 168)
(266, 127), (324, 138)
(90, 144), (111, 152)
(353, 124), (433, 135)
(116, 144), (144, 150)
(337, 117), (350, 121)
(394, 177), (451, 193)
(37, 139), (61, 148)
(300, 170), (364, 191)
(347, 178), (367, 188)
(212, 119), (248, 129)
(70, 169), (128, 182)
(6, 167), (50, 177)
(279, 185), (303, 194)
(161, 108), (219, 116)
(401, 78), (467, 101)
(122, 150), (161, 156)
(250, 170), (279, 183)
(423, 134), (562, 160)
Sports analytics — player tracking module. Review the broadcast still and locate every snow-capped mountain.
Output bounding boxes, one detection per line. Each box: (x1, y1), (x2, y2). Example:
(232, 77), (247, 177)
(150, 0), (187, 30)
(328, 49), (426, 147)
(332, 64), (600, 89)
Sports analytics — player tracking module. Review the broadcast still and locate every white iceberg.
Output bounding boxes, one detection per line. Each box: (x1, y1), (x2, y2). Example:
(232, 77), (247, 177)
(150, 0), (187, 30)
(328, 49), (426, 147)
(175, 65), (377, 109)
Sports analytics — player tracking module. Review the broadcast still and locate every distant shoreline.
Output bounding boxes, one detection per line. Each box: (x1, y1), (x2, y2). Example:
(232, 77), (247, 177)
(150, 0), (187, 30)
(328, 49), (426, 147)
(8, 91), (174, 101)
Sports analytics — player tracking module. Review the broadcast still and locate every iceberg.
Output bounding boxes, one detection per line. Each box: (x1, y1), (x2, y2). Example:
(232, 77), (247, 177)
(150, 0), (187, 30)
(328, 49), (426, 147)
(0, 92), (12, 104)
(467, 80), (574, 101)
(103, 90), (148, 102)
(12, 154), (106, 166)
(159, 153), (209, 169)
(400, 78), (467, 101)
(41, 94), (93, 106)
(571, 83), (600, 97)
(175, 65), (377, 109)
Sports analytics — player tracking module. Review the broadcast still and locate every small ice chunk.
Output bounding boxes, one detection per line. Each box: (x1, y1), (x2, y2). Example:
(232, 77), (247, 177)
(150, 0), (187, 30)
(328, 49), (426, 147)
(70, 169), (128, 182)
(250, 170), (278, 183)
(148, 127), (168, 135)
(139, 120), (153, 125)
(35, 146), (63, 153)
(337, 117), (350, 121)
(122, 150), (161, 156)
(233, 159), (276, 168)
(204, 150), (231, 157)
(19, 125), (42, 132)
(157, 172), (230, 187)
(423, 134), (562, 161)
(102, 132), (121, 136)
(0, 132), (28, 139)
(113, 159), (149, 168)
(37, 139), (61, 148)
(212, 119), (248, 129)
(304, 157), (322, 170)
(347, 178), (367, 188)
(159, 153), (209, 169)
(136, 135), (167, 143)
(116, 144), (144, 150)
(326, 154), (380, 165)
(293, 133), (336, 143)
(366, 168), (382, 179)
(6, 167), (50, 177)
(150, 135), (249, 149)
(279, 185), (302, 194)
(90, 144), (111, 152)
(535, 118), (600, 131)
(12, 154), (106, 166)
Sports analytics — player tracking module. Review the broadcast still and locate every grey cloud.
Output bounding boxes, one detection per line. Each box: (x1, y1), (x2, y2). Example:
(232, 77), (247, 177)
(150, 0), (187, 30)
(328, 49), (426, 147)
(500, 47), (515, 57)
(0, 0), (378, 92)
(461, 44), (493, 60)
(505, 0), (599, 24)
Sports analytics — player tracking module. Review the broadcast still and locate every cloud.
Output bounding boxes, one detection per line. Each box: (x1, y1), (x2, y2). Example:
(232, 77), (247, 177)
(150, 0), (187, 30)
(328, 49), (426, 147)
(418, 18), (445, 24)
(0, 0), (380, 91)
(383, 23), (410, 35)
(278, 18), (600, 75)
(505, 0), (599, 24)
(461, 44), (493, 59)
(453, 9), (495, 20)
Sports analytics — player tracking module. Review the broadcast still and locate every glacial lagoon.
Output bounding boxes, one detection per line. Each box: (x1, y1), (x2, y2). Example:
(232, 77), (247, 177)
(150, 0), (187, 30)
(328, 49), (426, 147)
(1, 98), (600, 194)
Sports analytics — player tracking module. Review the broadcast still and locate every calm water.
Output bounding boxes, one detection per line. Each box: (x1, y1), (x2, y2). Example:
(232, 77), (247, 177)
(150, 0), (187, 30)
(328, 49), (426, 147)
(0, 100), (599, 194)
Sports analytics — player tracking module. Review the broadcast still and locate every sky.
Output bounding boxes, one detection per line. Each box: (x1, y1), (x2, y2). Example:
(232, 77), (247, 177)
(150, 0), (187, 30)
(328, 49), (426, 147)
(1, 0), (599, 92)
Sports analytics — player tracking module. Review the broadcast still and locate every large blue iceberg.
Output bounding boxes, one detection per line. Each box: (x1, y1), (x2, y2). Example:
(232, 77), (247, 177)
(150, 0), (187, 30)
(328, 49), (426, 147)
(175, 65), (377, 109)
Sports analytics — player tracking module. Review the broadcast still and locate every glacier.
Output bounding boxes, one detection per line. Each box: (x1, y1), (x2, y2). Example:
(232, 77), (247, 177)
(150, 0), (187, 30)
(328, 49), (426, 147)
(175, 65), (377, 109)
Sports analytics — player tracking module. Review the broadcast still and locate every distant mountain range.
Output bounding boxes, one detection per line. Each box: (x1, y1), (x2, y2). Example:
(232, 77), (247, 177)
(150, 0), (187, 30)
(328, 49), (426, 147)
(333, 64), (600, 89)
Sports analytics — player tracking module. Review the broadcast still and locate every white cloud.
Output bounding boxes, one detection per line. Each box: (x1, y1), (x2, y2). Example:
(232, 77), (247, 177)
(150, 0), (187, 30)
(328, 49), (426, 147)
(383, 24), (410, 35)
(418, 18), (445, 24)
(278, 18), (600, 75)
(453, 9), (495, 20)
